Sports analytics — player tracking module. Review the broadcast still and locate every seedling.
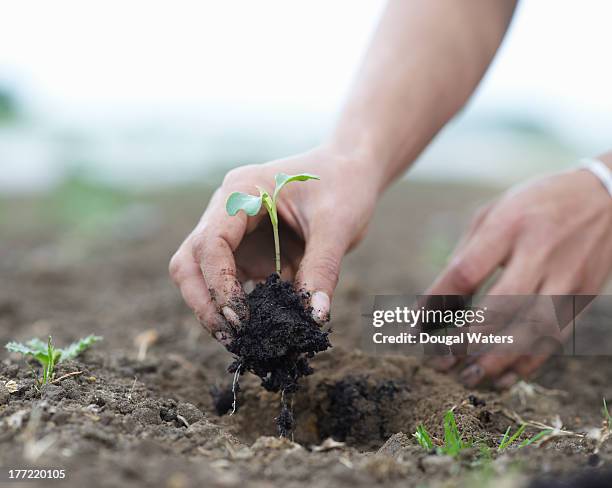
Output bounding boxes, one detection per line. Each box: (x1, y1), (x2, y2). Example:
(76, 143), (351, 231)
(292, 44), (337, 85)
(414, 410), (551, 457)
(603, 398), (612, 432)
(413, 424), (434, 450)
(6, 335), (102, 385)
(225, 173), (319, 275)
(497, 424), (525, 451)
(413, 409), (470, 456)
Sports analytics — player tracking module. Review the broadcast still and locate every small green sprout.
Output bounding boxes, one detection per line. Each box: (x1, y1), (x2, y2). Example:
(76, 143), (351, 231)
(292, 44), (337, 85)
(518, 429), (553, 448)
(497, 424), (525, 451)
(225, 172), (319, 275)
(6, 335), (102, 385)
(603, 398), (612, 432)
(414, 410), (552, 458)
(413, 424), (434, 450)
(413, 409), (470, 456)
(441, 409), (469, 456)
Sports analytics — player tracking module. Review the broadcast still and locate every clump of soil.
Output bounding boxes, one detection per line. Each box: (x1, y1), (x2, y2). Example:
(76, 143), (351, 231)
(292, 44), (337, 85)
(227, 274), (331, 394)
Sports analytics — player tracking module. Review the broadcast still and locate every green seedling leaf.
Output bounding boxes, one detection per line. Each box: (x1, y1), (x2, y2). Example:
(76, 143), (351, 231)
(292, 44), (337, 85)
(603, 398), (612, 432)
(413, 424), (434, 450)
(273, 173), (319, 201)
(413, 409), (470, 457)
(225, 171), (319, 276)
(519, 429), (553, 448)
(498, 424), (526, 451)
(60, 334), (103, 360)
(5, 341), (37, 356)
(225, 192), (263, 217)
(6, 335), (102, 385)
(442, 409), (465, 456)
(26, 338), (49, 354)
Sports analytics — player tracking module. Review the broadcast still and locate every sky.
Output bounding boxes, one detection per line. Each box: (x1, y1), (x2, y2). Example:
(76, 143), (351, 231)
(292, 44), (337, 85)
(1, 0), (611, 189)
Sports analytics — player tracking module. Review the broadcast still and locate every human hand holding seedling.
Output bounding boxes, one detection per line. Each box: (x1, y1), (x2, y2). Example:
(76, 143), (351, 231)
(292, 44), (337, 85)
(169, 147), (380, 346)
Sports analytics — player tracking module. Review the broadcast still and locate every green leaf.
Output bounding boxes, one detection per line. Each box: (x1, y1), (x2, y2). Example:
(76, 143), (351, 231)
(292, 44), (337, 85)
(413, 424), (434, 450)
(60, 335), (103, 361)
(6, 341), (36, 356)
(273, 173), (319, 201)
(225, 192), (262, 217)
(26, 338), (49, 354)
(519, 429), (553, 448)
(498, 424), (526, 451)
(442, 409), (463, 456)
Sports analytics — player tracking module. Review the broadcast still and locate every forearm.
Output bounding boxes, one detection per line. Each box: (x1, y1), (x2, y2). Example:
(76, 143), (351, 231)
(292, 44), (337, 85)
(329, 0), (517, 192)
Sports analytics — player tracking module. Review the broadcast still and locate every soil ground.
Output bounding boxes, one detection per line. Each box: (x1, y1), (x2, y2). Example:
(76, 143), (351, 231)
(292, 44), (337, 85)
(1, 180), (611, 488)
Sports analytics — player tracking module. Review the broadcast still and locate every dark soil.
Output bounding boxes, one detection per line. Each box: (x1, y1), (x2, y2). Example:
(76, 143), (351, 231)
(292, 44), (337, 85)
(227, 273), (331, 394)
(226, 273), (331, 436)
(2, 181), (612, 488)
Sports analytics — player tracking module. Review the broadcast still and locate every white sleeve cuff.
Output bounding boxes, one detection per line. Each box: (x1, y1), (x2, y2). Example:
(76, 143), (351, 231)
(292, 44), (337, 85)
(579, 158), (612, 198)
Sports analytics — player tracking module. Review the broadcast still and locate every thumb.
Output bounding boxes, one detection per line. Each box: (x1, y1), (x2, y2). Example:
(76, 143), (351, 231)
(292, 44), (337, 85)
(295, 225), (347, 324)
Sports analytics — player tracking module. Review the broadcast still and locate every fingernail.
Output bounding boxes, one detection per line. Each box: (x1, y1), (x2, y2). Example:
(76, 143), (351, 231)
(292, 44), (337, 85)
(214, 330), (233, 348)
(222, 306), (241, 329)
(311, 291), (330, 324)
(459, 364), (484, 388)
(243, 280), (256, 294)
(494, 372), (518, 391)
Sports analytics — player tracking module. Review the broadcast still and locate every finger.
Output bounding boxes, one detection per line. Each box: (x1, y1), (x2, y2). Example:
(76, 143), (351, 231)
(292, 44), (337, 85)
(452, 202), (494, 257)
(194, 191), (251, 328)
(459, 353), (519, 388)
(494, 371), (519, 390)
(462, 254), (543, 357)
(488, 251), (543, 295)
(169, 248), (233, 346)
(427, 355), (460, 372)
(512, 317), (575, 379)
(295, 224), (348, 324)
(427, 219), (514, 295)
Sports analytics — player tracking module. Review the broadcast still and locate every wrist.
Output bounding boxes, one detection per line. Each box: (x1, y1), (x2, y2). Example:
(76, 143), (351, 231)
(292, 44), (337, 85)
(315, 142), (387, 197)
(579, 156), (612, 199)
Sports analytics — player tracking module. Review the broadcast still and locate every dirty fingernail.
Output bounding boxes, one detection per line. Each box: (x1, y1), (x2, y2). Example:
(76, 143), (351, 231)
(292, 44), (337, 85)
(310, 291), (330, 324)
(494, 372), (518, 391)
(222, 306), (241, 329)
(459, 364), (484, 387)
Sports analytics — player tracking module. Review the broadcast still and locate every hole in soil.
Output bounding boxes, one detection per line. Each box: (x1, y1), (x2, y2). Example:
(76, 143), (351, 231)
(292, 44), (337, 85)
(314, 376), (410, 445)
(227, 371), (414, 450)
(224, 349), (480, 450)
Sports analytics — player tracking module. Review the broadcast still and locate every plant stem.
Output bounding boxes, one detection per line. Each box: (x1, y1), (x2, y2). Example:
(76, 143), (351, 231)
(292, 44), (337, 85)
(273, 221), (281, 276)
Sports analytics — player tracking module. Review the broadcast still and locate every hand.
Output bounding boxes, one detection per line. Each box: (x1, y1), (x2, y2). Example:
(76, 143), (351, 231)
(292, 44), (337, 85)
(169, 146), (380, 346)
(427, 168), (612, 388)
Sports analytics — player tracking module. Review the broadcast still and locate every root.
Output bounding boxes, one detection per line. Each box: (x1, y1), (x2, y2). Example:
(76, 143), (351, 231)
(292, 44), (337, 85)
(230, 363), (241, 416)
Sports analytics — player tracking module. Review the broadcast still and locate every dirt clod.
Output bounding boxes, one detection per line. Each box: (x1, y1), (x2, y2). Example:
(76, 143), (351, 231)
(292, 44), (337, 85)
(228, 274), (331, 395)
